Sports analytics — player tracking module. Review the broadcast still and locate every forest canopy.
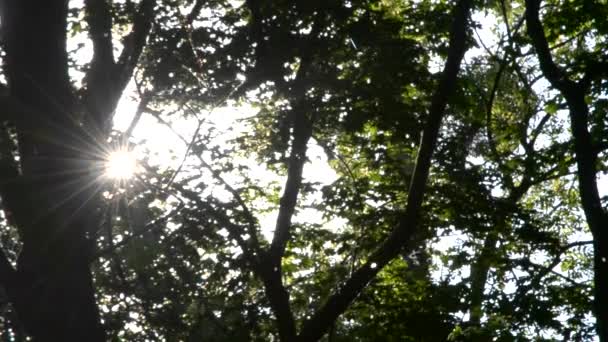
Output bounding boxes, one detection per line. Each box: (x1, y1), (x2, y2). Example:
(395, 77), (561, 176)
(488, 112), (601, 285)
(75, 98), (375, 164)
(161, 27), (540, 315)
(0, 0), (607, 341)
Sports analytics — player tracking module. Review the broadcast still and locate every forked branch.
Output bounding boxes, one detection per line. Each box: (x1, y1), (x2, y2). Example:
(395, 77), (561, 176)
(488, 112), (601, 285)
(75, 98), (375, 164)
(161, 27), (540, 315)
(296, 0), (471, 340)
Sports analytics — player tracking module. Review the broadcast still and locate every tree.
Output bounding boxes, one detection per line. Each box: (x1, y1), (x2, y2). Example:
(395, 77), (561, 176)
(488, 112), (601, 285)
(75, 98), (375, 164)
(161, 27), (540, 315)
(0, 0), (605, 341)
(525, 0), (608, 339)
(0, 0), (154, 340)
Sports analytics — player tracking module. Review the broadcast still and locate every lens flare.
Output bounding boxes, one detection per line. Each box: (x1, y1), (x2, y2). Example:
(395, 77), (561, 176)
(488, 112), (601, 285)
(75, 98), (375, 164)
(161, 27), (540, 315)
(105, 149), (137, 180)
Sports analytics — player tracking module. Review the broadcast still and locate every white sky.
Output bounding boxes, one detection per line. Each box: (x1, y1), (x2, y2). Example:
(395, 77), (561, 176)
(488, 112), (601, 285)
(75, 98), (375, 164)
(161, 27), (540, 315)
(112, 78), (339, 242)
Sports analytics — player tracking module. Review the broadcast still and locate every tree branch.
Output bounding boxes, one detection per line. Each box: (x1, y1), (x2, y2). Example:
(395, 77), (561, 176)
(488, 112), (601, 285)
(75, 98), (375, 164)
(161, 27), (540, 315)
(526, 0), (604, 231)
(526, 0), (605, 248)
(94, 203), (184, 258)
(268, 106), (313, 262)
(582, 58), (608, 87)
(259, 102), (313, 341)
(524, 0), (573, 92)
(117, 0), (156, 87)
(526, 0), (608, 339)
(513, 239), (593, 303)
(484, 60), (515, 189)
(0, 98), (39, 233)
(0, 248), (15, 292)
(83, 0), (116, 131)
(85, 0), (114, 65)
(251, 16), (323, 339)
(82, 0), (155, 135)
(296, 0), (471, 340)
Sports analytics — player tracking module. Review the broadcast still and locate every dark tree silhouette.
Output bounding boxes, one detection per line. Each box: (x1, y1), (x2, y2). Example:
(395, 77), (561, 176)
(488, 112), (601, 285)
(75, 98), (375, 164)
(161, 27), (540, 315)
(0, 0), (154, 340)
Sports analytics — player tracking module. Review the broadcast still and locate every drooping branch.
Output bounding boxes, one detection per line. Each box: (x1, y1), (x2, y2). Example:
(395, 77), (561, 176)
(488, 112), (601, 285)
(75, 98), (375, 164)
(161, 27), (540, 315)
(484, 60), (514, 189)
(296, 0), (471, 340)
(94, 203), (184, 258)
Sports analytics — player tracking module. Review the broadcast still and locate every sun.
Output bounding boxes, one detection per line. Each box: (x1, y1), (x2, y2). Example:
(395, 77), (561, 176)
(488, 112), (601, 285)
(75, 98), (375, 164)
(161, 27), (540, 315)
(105, 149), (138, 180)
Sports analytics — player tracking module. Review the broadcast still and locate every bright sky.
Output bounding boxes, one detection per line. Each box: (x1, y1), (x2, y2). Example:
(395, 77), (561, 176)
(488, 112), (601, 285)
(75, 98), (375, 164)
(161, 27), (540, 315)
(111, 77), (339, 242)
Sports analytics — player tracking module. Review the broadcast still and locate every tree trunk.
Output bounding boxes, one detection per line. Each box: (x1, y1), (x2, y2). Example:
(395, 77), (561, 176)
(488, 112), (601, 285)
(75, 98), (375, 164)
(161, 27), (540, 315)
(525, 0), (608, 339)
(468, 233), (496, 326)
(0, 0), (105, 340)
(566, 94), (608, 341)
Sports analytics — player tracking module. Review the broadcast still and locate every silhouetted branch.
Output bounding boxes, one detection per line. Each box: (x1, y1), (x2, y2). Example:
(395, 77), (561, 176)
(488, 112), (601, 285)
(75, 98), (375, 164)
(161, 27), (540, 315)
(296, 0), (472, 340)
(268, 106), (313, 263)
(512, 239), (594, 304)
(145, 94), (260, 249)
(259, 18), (324, 337)
(116, 0), (156, 98)
(0, 124), (18, 291)
(0, 248), (15, 291)
(525, 0), (573, 92)
(95, 203), (184, 258)
(83, 0), (116, 131)
(526, 0), (608, 338)
(84, 0), (114, 66)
